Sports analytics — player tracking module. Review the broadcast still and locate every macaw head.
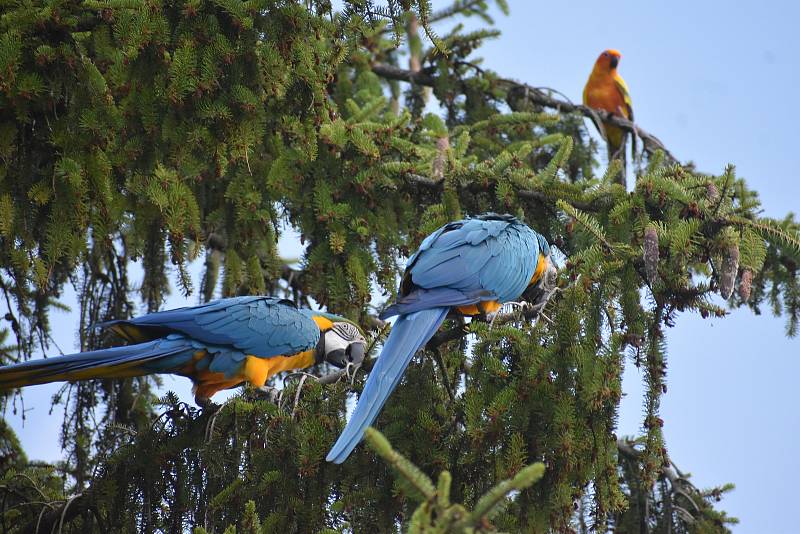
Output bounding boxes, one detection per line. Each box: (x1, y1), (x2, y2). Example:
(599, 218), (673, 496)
(524, 242), (559, 316)
(595, 49), (622, 71)
(310, 314), (367, 369)
(527, 259), (558, 310)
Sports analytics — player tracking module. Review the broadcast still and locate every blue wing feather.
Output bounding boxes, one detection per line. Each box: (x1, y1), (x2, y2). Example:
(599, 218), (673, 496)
(102, 296), (319, 358)
(0, 335), (210, 388)
(383, 215), (543, 318)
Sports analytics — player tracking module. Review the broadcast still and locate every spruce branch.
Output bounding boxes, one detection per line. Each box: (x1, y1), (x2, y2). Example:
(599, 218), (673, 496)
(725, 216), (800, 260)
(403, 169), (602, 212)
(429, 0), (500, 24)
(457, 462), (545, 529)
(616, 438), (733, 528)
(556, 200), (612, 251)
(364, 427), (436, 500)
(364, 427), (545, 533)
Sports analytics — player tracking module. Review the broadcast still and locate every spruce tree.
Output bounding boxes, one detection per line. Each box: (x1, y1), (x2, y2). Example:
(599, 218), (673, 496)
(1, 1), (797, 532)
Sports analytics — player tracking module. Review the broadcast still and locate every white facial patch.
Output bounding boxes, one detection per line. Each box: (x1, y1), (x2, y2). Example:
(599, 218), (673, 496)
(324, 329), (351, 353)
(331, 322), (365, 343)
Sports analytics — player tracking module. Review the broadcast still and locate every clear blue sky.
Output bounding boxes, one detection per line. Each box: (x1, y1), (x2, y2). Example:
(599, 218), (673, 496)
(6, 1), (800, 531)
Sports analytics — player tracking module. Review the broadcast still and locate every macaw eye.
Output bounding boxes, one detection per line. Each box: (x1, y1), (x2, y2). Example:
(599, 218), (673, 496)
(601, 51), (609, 57)
(331, 322), (360, 342)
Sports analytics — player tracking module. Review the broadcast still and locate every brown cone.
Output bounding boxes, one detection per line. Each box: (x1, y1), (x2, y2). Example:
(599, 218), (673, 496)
(718, 244), (740, 299)
(643, 226), (659, 284)
(706, 182), (719, 203)
(738, 268), (753, 302)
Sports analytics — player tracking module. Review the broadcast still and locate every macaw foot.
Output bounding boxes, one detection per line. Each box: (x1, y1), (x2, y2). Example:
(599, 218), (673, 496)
(343, 361), (362, 387)
(488, 301), (531, 327)
(255, 385), (283, 405)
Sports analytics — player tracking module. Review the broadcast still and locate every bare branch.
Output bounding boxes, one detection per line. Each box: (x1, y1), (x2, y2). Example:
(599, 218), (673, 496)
(403, 170), (602, 212)
(372, 62), (436, 86)
(20, 493), (91, 533)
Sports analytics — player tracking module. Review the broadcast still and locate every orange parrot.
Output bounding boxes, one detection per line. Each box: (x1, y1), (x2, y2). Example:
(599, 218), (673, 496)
(583, 49), (635, 176)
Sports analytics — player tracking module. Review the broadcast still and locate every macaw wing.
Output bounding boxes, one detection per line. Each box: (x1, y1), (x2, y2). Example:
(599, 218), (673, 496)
(103, 296), (319, 360)
(410, 216), (513, 288)
(384, 215), (540, 317)
(478, 225), (540, 301)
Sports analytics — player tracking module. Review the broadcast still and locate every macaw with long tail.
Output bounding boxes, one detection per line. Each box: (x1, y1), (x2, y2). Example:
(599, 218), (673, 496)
(326, 213), (557, 463)
(0, 296), (367, 406)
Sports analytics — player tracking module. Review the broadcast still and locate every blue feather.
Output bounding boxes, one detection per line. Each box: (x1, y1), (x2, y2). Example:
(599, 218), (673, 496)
(328, 213), (551, 463)
(101, 296), (319, 358)
(380, 287), (491, 318)
(326, 307), (450, 464)
(0, 336), (198, 389)
(4, 297), (327, 395)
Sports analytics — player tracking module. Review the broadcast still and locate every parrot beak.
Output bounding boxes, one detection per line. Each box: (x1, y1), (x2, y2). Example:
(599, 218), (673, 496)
(524, 259), (559, 314)
(347, 341), (366, 366)
(326, 341), (366, 368)
(609, 55), (619, 69)
(325, 349), (346, 367)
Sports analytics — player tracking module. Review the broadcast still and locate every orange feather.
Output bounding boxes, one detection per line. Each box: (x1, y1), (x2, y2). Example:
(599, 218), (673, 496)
(583, 49), (634, 165)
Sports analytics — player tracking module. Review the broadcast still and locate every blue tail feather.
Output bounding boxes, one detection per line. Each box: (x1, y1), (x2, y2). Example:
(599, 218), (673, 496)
(326, 307), (449, 464)
(0, 336), (195, 390)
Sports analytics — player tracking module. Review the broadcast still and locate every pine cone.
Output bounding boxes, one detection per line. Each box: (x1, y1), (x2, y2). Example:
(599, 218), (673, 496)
(643, 226), (659, 284)
(718, 244), (739, 299)
(432, 136), (449, 181)
(738, 268), (753, 302)
(706, 182), (719, 203)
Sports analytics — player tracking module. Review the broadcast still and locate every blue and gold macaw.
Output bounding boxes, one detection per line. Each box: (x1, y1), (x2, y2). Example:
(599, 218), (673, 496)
(0, 296), (366, 405)
(326, 213), (556, 463)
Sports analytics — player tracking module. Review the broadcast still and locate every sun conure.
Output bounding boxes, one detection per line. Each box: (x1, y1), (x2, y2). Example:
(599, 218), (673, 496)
(583, 49), (635, 177)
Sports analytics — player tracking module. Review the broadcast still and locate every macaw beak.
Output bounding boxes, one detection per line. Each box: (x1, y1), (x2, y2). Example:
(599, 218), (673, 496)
(326, 341), (366, 368)
(523, 259), (558, 313)
(610, 55), (619, 69)
(348, 341), (366, 366)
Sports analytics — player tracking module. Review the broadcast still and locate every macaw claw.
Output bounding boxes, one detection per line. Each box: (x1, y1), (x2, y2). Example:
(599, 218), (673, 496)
(344, 361), (362, 386)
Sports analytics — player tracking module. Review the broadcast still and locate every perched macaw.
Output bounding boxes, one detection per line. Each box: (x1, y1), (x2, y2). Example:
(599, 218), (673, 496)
(0, 296), (366, 406)
(583, 49), (635, 170)
(326, 213), (557, 463)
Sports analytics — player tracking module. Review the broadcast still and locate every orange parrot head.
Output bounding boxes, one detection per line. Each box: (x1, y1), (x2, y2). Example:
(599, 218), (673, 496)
(594, 49), (622, 71)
